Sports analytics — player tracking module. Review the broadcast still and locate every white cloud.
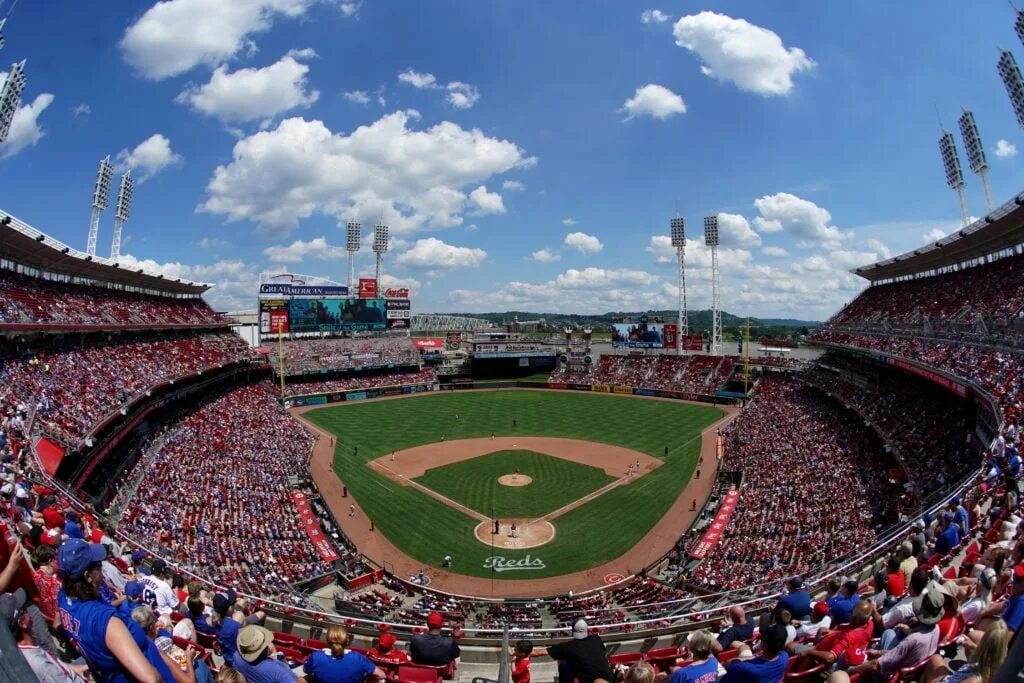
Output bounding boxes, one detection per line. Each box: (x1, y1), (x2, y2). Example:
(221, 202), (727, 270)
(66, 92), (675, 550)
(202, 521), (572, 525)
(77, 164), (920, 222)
(397, 68), (437, 89)
(339, 1), (361, 16)
(72, 104), (91, 119)
(828, 250), (879, 270)
(116, 254), (258, 311)
(556, 267), (659, 289)
(864, 238), (892, 260)
(761, 245), (789, 257)
(672, 11), (815, 96)
(115, 133), (183, 181)
(0, 91), (54, 160)
(262, 236), (348, 262)
(395, 237), (487, 270)
(445, 82), (480, 109)
(622, 84), (687, 120)
(197, 237), (230, 249)
(716, 212), (761, 247)
(199, 110), (532, 235)
(344, 90), (371, 105)
(528, 248), (561, 263)
(377, 273), (422, 291)
(177, 54), (319, 123)
(641, 9), (671, 24)
(995, 139), (1018, 159)
(561, 218), (577, 226)
(468, 186), (505, 215)
(503, 180), (525, 191)
(923, 228), (948, 243)
(752, 192), (847, 245)
(564, 231), (603, 255)
(397, 69), (480, 109)
(121, 0), (341, 80)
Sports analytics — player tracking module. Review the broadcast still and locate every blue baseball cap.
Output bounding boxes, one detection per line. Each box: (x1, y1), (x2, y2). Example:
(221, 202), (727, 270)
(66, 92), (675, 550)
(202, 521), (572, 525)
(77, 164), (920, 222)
(58, 539), (106, 580)
(124, 581), (144, 599)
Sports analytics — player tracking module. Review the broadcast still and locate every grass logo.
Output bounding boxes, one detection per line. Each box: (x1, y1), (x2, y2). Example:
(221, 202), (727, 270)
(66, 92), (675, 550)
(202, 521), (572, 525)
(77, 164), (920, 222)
(483, 555), (546, 572)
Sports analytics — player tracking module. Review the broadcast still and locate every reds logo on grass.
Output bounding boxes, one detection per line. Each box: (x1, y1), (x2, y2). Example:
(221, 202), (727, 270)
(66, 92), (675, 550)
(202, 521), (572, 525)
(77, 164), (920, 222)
(483, 555), (546, 572)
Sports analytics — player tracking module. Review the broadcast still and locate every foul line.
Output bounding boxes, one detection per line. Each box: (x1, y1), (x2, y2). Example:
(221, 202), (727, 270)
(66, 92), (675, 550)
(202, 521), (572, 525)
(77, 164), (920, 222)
(369, 460), (491, 523)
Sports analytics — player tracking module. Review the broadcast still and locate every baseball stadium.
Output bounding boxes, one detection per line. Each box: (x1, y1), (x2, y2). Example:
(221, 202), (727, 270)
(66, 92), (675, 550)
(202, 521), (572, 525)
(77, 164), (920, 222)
(2, 3), (1024, 683)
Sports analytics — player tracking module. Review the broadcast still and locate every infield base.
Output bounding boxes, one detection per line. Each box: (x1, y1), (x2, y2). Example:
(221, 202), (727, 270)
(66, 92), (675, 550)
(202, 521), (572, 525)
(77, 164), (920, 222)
(498, 474), (532, 487)
(474, 519), (555, 549)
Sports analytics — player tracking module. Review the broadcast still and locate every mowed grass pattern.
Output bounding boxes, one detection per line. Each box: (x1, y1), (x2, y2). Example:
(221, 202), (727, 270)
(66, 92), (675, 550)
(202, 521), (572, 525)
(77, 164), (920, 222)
(414, 450), (614, 518)
(305, 390), (722, 579)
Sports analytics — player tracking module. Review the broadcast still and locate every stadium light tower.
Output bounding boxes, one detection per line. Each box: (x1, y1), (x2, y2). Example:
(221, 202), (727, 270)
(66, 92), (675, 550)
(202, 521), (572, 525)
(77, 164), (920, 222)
(0, 58), (26, 144)
(1016, 9), (1024, 50)
(958, 109), (993, 211)
(86, 156), (114, 257)
(110, 171), (133, 260)
(998, 50), (1024, 129)
(938, 130), (970, 227)
(704, 215), (722, 356)
(0, 18), (7, 52)
(346, 221), (361, 293)
(372, 223), (389, 293)
(670, 217), (688, 356)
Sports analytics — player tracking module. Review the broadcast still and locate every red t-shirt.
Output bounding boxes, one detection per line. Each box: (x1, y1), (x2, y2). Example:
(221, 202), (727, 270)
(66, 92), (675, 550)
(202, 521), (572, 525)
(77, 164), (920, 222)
(817, 621), (873, 666)
(512, 656), (531, 683)
(886, 571), (906, 598)
(41, 507), (64, 530)
(367, 647), (410, 664)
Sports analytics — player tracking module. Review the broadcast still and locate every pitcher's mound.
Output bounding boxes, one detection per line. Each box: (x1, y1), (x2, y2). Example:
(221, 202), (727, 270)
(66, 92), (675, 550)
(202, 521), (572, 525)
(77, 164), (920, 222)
(498, 474), (532, 487)
(474, 519), (555, 549)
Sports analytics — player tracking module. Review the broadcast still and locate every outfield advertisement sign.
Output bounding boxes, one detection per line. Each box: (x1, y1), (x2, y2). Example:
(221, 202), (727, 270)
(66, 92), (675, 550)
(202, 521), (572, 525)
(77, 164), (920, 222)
(291, 491), (340, 562)
(613, 385), (634, 395)
(259, 284), (348, 297)
(591, 384), (611, 393)
(690, 489), (740, 560)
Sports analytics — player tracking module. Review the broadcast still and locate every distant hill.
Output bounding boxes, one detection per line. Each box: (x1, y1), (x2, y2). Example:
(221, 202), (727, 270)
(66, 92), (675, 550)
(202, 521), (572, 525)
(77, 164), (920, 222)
(429, 309), (821, 337)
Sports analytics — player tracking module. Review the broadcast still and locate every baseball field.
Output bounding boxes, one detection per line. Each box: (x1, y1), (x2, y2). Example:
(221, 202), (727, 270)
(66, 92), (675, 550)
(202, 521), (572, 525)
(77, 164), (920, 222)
(304, 390), (722, 580)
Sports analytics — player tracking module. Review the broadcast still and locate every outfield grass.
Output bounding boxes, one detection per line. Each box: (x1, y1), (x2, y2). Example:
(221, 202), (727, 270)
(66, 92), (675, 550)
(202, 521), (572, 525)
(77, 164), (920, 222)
(305, 390), (721, 579)
(414, 449), (614, 517)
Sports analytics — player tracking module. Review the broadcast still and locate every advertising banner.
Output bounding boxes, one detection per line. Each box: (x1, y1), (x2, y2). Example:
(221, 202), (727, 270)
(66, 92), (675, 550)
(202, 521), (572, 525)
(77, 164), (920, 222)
(685, 334), (705, 351)
(259, 299), (288, 334)
(592, 384), (611, 393)
(386, 299), (411, 322)
(613, 385), (634, 395)
(636, 388), (656, 396)
(548, 382), (568, 390)
(663, 323), (678, 349)
(260, 284), (348, 297)
(612, 322), (669, 348)
(346, 391), (367, 401)
(886, 357), (968, 397)
(290, 491), (340, 562)
(383, 287), (410, 299)
(690, 489), (740, 560)
(288, 298), (387, 333)
(570, 384), (592, 391)
(358, 278), (378, 298)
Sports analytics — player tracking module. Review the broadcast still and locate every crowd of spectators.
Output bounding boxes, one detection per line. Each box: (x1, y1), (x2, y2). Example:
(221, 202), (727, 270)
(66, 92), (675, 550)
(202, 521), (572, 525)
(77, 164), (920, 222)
(116, 383), (331, 598)
(283, 368), (437, 398)
(549, 354), (735, 395)
(271, 336), (419, 374)
(0, 332), (257, 445)
(691, 376), (906, 591)
(0, 269), (224, 328)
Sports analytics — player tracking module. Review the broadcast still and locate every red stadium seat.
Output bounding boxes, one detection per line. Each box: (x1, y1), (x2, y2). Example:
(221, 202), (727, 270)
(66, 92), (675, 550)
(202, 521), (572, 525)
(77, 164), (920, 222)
(397, 665), (443, 683)
(275, 644), (307, 666)
(609, 652), (644, 666)
(888, 657), (929, 683)
(273, 631), (303, 647)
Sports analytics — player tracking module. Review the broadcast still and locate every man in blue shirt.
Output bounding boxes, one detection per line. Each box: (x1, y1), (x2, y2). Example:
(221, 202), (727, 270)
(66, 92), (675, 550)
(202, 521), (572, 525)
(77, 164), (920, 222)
(234, 625), (300, 682)
(1001, 565), (1024, 636)
(721, 625), (789, 683)
(775, 578), (811, 620)
(931, 519), (960, 557)
(828, 581), (861, 625)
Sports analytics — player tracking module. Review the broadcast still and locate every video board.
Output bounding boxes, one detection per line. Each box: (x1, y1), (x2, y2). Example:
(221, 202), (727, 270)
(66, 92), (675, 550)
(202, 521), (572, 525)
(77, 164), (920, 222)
(611, 322), (678, 349)
(288, 297), (388, 333)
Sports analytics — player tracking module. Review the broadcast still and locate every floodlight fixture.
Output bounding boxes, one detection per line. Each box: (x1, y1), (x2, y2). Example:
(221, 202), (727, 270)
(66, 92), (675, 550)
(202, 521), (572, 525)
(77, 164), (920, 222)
(110, 172), (133, 259)
(703, 214), (720, 247)
(704, 214), (722, 355)
(1016, 9), (1024, 50)
(670, 217), (688, 354)
(373, 223), (389, 294)
(0, 58), (26, 144)
(346, 221), (361, 292)
(958, 109), (993, 210)
(670, 217), (686, 248)
(939, 131), (970, 226)
(998, 50), (1024, 129)
(86, 156), (114, 256)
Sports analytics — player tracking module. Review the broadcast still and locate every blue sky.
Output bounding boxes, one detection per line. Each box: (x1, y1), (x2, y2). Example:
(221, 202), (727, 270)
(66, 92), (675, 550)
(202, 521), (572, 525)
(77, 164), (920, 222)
(1, 0), (1023, 318)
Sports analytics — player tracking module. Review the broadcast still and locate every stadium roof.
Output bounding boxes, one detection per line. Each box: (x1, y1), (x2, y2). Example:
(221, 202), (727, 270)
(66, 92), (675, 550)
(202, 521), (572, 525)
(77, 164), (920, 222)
(853, 191), (1024, 282)
(0, 210), (209, 295)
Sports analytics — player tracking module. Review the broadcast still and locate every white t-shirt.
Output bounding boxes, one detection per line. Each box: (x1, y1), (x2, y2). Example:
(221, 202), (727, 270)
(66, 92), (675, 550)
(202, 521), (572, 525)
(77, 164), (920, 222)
(139, 575), (179, 616)
(796, 615), (831, 639)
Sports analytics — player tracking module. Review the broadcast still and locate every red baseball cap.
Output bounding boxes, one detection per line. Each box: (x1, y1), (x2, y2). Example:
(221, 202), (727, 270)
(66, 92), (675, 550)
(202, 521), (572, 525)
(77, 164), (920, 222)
(812, 601), (830, 618)
(427, 612), (444, 628)
(379, 633), (397, 648)
(1013, 565), (1024, 581)
(377, 623), (391, 633)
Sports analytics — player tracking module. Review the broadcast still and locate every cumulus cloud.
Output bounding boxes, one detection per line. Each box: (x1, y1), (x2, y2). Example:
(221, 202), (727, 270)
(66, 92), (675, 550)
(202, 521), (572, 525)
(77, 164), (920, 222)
(503, 180), (525, 191)
(923, 228), (948, 243)
(121, 0), (342, 80)
(564, 231), (604, 255)
(622, 84), (687, 120)
(995, 139), (1018, 158)
(198, 110), (533, 235)
(344, 90), (371, 105)
(561, 218), (577, 226)
(395, 237), (487, 270)
(262, 236), (348, 262)
(864, 238), (892, 260)
(397, 69), (480, 109)
(468, 186), (505, 215)
(116, 254), (258, 311)
(641, 9), (671, 24)
(761, 245), (789, 257)
(672, 12), (814, 96)
(339, 1), (361, 16)
(0, 90), (54, 160)
(716, 212), (761, 247)
(752, 192), (847, 245)
(177, 53), (319, 123)
(115, 133), (183, 181)
(528, 248), (560, 263)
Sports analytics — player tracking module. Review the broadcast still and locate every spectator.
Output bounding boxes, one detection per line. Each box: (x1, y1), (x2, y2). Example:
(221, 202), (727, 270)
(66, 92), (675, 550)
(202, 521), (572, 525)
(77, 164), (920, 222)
(670, 630), (718, 683)
(793, 601), (832, 641)
(233, 625), (301, 682)
(537, 619), (615, 683)
(1, 588), (89, 682)
(139, 559), (179, 617)
(922, 618), (1009, 683)
(130, 604), (206, 683)
(410, 612), (460, 667)
(511, 640), (534, 683)
(367, 633), (409, 665)
(776, 577), (811, 620)
(303, 624), (385, 683)
(721, 625), (789, 683)
(849, 581), (943, 680)
(793, 600), (874, 669)
(828, 580), (862, 625)
(713, 607), (754, 653)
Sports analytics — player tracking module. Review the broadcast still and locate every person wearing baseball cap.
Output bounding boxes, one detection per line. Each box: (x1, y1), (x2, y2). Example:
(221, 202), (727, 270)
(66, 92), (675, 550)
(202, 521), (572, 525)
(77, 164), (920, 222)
(998, 564), (1024, 636)
(794, 601), (832, 640)
(56, 538), (167, 683)
(410, 611), (461, 667)
(721, 624), (789, 683)
(532, 619), (615, 683)
(775, 577), (811, 620)
(304, 623), (386, 683)
(3, 588), (90, 683)
(850, 581), (943, 679)
(368, 631), (410, 664)
(234, 624), (297, 681)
